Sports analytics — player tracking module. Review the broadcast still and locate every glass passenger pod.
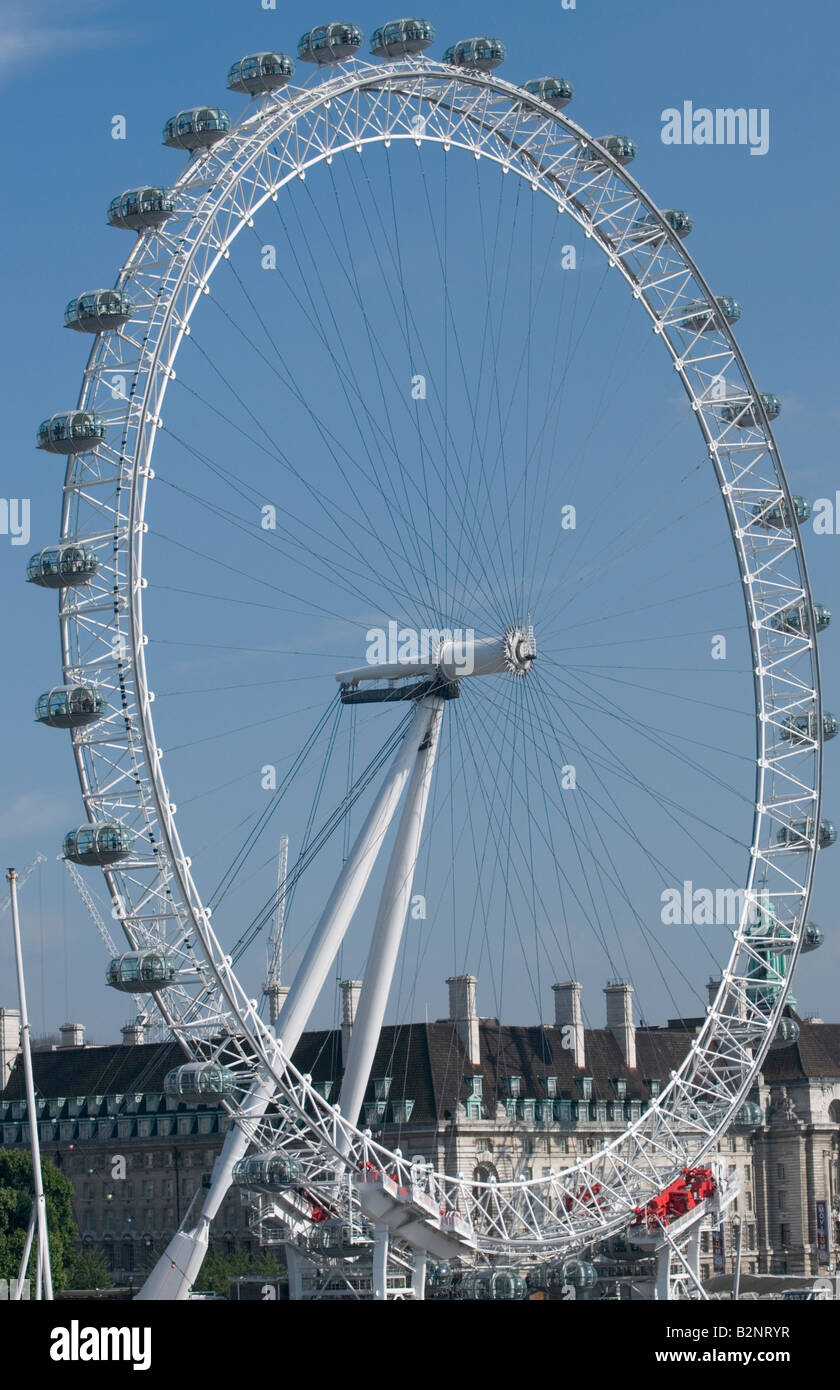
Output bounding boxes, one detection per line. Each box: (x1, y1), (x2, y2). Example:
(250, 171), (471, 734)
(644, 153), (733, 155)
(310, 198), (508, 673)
(297, 23), (364, 64)
(521, 76), (574, 110)
(231, 1152), (304, 1190)
(26, 543), (99, 589)
(681, 295), (742, 334)
(560, 1258), (598, 1289)
(162, 108), (231, 152)
(801, 922), (824, 953)
(227, 52), (295, 94)
(37, 411), (105, 455)
(163, 1062), (238, 1100)
(721, 392), (781, 427)
(579, 134), (637, 167)
(63, 823), (135, 866)
(106, 951), (177, 993)
(752, 494), (811, 529)
(64, 289), (134, 334)
(776, 818), (837, 851)
(770, 601), (831, 636)
(107, 187), (178, 231)
(445, 37), (506, 71)
(35, 684), (105, 729)
(781, 710), (838, 743)
(733, 1101), (763, 1127)
(370, 19), (435, 58)
(769, 1017), (800, 1051)
(631, 208), (693, 243)
(461, 1269), (526, 1300)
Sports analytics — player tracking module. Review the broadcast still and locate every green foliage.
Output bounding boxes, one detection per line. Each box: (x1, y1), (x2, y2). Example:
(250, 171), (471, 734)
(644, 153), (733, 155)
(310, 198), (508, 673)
(0, 1148), (78, 1292)
(65, 1246), (113, 1290)
(192, 1246), (282, 1298)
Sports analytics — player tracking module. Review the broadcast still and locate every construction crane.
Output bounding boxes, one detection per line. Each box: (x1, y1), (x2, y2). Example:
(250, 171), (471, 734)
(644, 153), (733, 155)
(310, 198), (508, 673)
(0, 854), (46, 915)
(263, 834), (289, 1025)
(62, 858), (118, 957)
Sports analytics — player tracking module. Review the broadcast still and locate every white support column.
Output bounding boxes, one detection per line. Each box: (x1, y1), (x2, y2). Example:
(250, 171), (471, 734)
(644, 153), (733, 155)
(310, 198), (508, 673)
(276, 700), (433, 1055)
(372, 1223), (389, 1301)
(137, 702), (432, 1301)
(339, 699), (443, 1133)
(412, 1251), (427, 1301)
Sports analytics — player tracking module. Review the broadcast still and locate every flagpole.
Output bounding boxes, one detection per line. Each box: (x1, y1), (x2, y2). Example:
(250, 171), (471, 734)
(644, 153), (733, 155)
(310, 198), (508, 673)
(7, 868), (53, 1299)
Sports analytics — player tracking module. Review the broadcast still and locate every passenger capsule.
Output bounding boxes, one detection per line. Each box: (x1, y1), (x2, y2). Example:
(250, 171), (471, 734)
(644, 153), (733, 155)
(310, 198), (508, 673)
(26, 543), (99, 589)
(231, 1151), (305, 1190)
(721, 392), (781, 427)
(771, 601), (831, 636)
(461, 1269), (526, 1300)
(579, 134), (637, 167)
(733, 1101), (763, 1126)
(37, 411), (105, 455)
(752, 494), (811, 529)
(65, 289), (134, 334)
(297, 23), (364, 64)
(227, 52), (295, 94)
(631, 208), (693, 243)
(370, 18), (435, 57)
(781, 710), (838, 743)
(801, 922), (824, 953)
(444, 37), (506, 71)
(63, 822), (135, 866)
(35, 684), (105, 730)
(561, 1258), (598, 1288)
(163, 1062), (238, 1100)
(163, 107), (231, 152)
(681, 296), (741, 334)
(521, 76), (574, 110)
(106, 950), (177, 993)
(769, 1016), (800, 1050)
(776, 817), (837, 851)
(108, 187), (178, 231)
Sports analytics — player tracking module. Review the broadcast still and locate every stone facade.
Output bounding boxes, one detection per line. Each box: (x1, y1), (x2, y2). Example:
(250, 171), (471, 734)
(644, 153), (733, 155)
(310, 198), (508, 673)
(2, 981), (839, 1285)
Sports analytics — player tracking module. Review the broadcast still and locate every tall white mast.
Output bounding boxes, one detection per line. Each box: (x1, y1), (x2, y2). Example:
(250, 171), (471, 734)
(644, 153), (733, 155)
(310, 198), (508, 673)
(7, 868), (53, 1300)
(263, 834), (289, 1025)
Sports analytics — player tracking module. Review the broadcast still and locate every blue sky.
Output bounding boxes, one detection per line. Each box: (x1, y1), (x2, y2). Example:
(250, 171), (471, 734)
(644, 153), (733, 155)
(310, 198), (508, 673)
(0, 0), (838, 1045)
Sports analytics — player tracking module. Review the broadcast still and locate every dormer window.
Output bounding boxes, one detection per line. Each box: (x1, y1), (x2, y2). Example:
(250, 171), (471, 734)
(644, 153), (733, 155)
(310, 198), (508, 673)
(646, 1078), (661, 1099)
(507, 1075), (522, 1099)
(469, 1075), (483, 1098)
(613, 1078), (627, 1101)
(544, 1076), (557, 1099)
(580, 1076), (593, 1101)
(373, 1077), (392, 1101)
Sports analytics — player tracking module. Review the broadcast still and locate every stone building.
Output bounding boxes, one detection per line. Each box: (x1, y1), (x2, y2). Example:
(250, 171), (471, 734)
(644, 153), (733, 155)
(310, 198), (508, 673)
(1, 978), (838, 1286)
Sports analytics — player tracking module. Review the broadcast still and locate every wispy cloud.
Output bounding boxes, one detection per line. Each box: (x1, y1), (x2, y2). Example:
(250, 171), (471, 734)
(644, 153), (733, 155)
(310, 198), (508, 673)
(0, 789), (75, 840)
(0, 0), (121, 84)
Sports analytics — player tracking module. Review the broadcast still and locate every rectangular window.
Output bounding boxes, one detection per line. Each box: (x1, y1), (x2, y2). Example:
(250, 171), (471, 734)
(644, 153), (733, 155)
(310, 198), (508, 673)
(545, 1077), (557, 1099)
(744, 1164), (751, 1182)
(777, 1163), (786, 1181)
(778, 1192), (786, 1210)
(507, 1076), (522, 1099)
(779, 1223), (789, 1247)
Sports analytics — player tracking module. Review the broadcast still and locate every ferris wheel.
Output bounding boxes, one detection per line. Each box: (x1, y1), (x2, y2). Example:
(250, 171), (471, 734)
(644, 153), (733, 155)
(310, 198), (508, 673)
(29, 18), (833, 1299)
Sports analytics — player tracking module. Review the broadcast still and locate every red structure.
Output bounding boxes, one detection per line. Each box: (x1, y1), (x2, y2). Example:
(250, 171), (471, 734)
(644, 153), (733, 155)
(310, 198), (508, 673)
(631, 1167), (716, 1229)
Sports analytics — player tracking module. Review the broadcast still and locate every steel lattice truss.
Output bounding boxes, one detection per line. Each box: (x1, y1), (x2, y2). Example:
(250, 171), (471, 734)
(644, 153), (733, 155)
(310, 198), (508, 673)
(52, 57), (822, 1258)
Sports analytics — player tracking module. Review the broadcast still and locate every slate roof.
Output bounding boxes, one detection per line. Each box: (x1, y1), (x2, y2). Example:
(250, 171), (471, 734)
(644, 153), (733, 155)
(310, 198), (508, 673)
(6, 1018), (840, 1122)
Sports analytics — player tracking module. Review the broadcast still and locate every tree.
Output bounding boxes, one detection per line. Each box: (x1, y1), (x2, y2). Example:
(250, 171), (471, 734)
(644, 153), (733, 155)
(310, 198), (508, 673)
(65, 1246), (113, 1290)
(0, 1148), (78, 1292)
(193, 1247), (282, 1298)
